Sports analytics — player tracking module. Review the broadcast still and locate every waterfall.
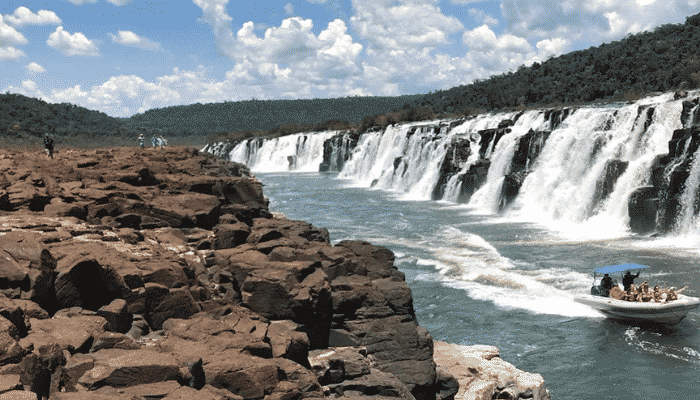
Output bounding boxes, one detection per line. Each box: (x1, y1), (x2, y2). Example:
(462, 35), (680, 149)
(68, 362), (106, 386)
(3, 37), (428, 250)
(227, 131), (336, 173)
(201, 89), (700, 237)
(338, 123), (455, 200)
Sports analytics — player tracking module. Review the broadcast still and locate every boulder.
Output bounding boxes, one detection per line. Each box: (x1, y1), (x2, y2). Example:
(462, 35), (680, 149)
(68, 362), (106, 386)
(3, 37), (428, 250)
(159, 309), (270, 362)
(214, 223), (250, 250)
(344, 315), (436, 397)
(147, 287), (202, 330)
(96, 298), (132, 333)
(21, 315), (108, 354)
(78, 349), (180, 389)
(89, 332), (140, 353)
(267, 320), (310, 367)
(150, 193), (221, 229)
(308, 347), (371, 385)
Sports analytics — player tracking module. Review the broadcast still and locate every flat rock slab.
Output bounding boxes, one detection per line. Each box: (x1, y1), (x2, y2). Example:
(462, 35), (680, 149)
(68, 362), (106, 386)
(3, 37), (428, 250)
(21, 315), (108, 354)
(78, 349), (180, 390)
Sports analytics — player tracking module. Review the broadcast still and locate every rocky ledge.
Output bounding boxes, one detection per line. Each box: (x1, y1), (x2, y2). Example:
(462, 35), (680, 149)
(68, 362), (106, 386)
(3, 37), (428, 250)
(0, 146), (549, 400)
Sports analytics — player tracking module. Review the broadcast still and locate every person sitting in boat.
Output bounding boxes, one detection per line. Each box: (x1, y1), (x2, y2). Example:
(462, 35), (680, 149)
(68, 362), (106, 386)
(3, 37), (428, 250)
(623, 270), (641, 291)
(652, 285), (662, 302)
(600, 274), (614, 296)
(637, 282), (653, 302)
(622, 286), (636, 301)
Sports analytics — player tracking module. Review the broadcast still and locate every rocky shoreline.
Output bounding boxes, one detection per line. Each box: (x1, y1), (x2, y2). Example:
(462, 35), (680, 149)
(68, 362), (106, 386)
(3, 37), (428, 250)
(0, 146), (550, 399)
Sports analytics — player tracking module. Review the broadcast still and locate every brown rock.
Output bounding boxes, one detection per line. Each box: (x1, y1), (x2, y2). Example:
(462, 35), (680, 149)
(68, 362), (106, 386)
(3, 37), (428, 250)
(97, 298), (132, 333)
(21, 315), (108, 354)
(213, 223), (250, 250)
(78, 349), (180, 389)
(89, 332), (140, 353)
(149, 193), (221, 229)
(147, 287), (201, 330)
(267, 320), (310, 367)
(345, 316), (436, 396)
(163, 385), (244, 400)
(119, 380), (181, 398)
(308, 347), (371, 384)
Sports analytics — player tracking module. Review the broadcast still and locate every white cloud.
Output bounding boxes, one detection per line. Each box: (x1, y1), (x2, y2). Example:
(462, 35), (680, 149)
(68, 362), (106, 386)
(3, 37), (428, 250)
(469, 8), (499, 26)
(351, 0), (464, 51)
(451, 0), (485, 3)
(193, 0), (236, 56)
(0, 46), (25, 61)
(1, 15), (29, 46)
(25, 62), (46, 73)
(109, 30), (160, 50)
(500, 0), (700, 45)
(3, 7), (61, 27)
(22, 79), (37, 91)
(106, 0), (131, 5)
(47, 26), (99, 56)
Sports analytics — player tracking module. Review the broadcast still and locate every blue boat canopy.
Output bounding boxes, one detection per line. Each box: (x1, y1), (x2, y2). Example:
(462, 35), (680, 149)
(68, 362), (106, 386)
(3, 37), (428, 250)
(594, 263), (649, 275)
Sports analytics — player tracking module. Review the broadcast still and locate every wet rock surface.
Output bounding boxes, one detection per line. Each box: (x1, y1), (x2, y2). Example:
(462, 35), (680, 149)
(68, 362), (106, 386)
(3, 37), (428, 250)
(0, 146), (548, 400)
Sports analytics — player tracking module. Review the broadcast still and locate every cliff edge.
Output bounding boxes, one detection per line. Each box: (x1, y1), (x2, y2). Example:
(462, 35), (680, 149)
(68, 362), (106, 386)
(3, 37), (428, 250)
(0, 146), (549, 400)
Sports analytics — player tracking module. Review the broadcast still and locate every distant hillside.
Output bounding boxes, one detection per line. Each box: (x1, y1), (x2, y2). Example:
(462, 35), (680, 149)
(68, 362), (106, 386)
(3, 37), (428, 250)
(0, 93), (147, 144)
(411, 13), (700, 113)
(123, 95), (422, 135)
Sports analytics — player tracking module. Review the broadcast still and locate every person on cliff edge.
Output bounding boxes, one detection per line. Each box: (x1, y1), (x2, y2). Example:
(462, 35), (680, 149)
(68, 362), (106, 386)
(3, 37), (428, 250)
(43, 133), (55, 159)
(623, 270), (641, 291)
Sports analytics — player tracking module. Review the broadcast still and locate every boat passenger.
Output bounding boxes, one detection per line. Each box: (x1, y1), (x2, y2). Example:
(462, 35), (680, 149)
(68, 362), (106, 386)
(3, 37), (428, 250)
(652, 285), (662, 302)
(622, 287), (635, 302)
(623, 270), (641, 291)
(601, 273), (614, 296)
(667, 288), (678, 301)
(638, 283), (653, 302)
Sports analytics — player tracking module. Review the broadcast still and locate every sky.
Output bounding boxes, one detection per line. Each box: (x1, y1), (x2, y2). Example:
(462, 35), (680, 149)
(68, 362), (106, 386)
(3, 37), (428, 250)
(2, 1), (700, 118)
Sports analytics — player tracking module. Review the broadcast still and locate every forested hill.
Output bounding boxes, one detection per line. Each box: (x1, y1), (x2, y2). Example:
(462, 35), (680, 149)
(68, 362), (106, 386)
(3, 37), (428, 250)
(411, 13), (700, 114)
(123, 95), (421, 135)
(1, 93), (145, 139)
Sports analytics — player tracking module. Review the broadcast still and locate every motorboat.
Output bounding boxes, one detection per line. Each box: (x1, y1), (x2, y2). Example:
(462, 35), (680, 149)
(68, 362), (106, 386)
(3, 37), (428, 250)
(574, 263), (700, 325)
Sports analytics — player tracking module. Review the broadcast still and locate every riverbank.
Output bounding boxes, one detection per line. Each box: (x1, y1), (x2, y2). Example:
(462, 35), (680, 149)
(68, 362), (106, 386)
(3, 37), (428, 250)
(0, 145), (550, 399)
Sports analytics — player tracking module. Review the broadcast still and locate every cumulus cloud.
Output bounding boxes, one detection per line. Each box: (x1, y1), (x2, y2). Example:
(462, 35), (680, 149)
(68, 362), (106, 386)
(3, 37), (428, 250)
(25, 62), (46, 73)
(501, 0), (700, 45)
(0, 46), (25, 61)
(1, 15), (29, 46)
(3, 7), (61, 27)
(109, 30), (160, 50)
(193, 0), (236, 56)
(47, 26), (99, 56)
(350, 0), (464, 52)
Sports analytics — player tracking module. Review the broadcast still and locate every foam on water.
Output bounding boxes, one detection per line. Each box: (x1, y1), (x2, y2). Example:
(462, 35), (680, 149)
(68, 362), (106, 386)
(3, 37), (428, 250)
(624, 327), (700, 364)
(409, 226), (602, 318)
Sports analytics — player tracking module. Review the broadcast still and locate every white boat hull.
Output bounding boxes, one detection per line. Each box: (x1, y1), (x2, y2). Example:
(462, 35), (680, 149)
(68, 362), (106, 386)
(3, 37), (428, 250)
(575, 294), (700, 325)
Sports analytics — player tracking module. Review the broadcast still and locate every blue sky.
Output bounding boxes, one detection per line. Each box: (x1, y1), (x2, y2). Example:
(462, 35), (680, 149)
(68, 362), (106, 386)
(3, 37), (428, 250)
(2, 0), (700, 117)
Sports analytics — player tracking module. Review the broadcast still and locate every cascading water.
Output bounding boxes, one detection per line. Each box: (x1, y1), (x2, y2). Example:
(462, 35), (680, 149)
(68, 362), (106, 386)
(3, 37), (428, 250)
(226, 131), (336, 173)
(204, 90), (700, 238)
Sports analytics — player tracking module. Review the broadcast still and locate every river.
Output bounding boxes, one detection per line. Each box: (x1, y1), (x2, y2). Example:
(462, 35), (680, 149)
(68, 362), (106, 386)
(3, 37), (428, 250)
(257, 170), (700, 400)
(204, 91), (700, 399)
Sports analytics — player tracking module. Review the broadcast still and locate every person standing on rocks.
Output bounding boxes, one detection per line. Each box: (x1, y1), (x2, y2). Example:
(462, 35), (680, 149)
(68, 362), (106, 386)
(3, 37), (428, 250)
(138, 134), (145, 148)
(43, 133), (55, 159)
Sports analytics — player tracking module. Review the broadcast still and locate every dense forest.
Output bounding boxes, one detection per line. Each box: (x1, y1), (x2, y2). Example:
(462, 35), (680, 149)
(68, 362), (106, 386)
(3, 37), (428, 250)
(0, 93), (144, 138)
(123, 95), (422, 135)
(410, 13), (700, 113)
(4, 12), (700, 147)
